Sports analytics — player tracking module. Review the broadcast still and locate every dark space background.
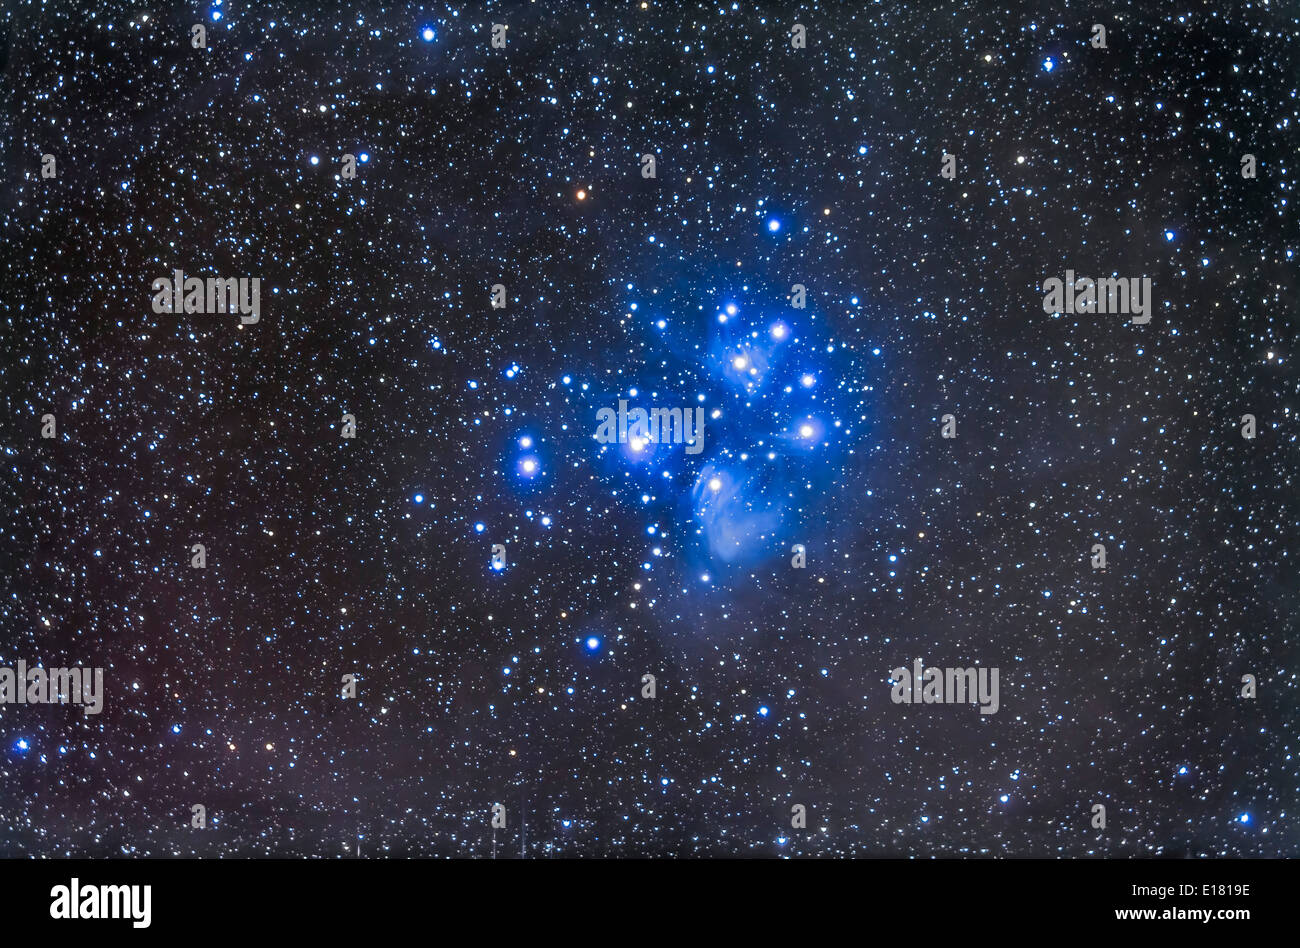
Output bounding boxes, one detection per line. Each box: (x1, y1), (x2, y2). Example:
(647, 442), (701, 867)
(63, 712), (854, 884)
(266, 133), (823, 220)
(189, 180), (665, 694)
(0, 1), (1295, 857)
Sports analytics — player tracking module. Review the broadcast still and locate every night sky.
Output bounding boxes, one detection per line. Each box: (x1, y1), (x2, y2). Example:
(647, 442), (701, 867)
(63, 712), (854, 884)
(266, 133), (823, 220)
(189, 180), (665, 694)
(2, 1), (1296, 857)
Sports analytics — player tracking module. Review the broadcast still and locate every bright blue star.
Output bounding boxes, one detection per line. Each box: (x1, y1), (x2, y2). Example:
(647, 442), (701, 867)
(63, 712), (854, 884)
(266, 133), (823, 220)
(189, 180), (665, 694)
(758, 706), (769, 717)
(1164, 230), (1176, 241)
(14, 739), (29, 753)
(413, 494), (423, 504)
(1239, 813), (1250, 824)
(585, 636), (601, 651)
(1042, 57), (1054, 72)
(793, 417), (823, 444)
(421, 27), (436, 42)
(767, 219), (781, 232)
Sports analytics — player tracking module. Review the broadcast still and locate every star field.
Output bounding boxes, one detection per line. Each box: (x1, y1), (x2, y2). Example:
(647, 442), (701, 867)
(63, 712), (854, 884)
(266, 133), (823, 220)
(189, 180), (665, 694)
(1, 1), (1296, 857)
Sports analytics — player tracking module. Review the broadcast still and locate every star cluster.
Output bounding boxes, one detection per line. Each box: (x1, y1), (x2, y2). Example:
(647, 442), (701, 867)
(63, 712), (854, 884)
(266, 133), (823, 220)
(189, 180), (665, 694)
(1, 2), (1296, 857)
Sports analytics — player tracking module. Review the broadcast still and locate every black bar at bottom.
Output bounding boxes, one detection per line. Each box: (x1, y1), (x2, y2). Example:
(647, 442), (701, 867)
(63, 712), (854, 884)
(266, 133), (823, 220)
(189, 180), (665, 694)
(0, 857), (1275, 935)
